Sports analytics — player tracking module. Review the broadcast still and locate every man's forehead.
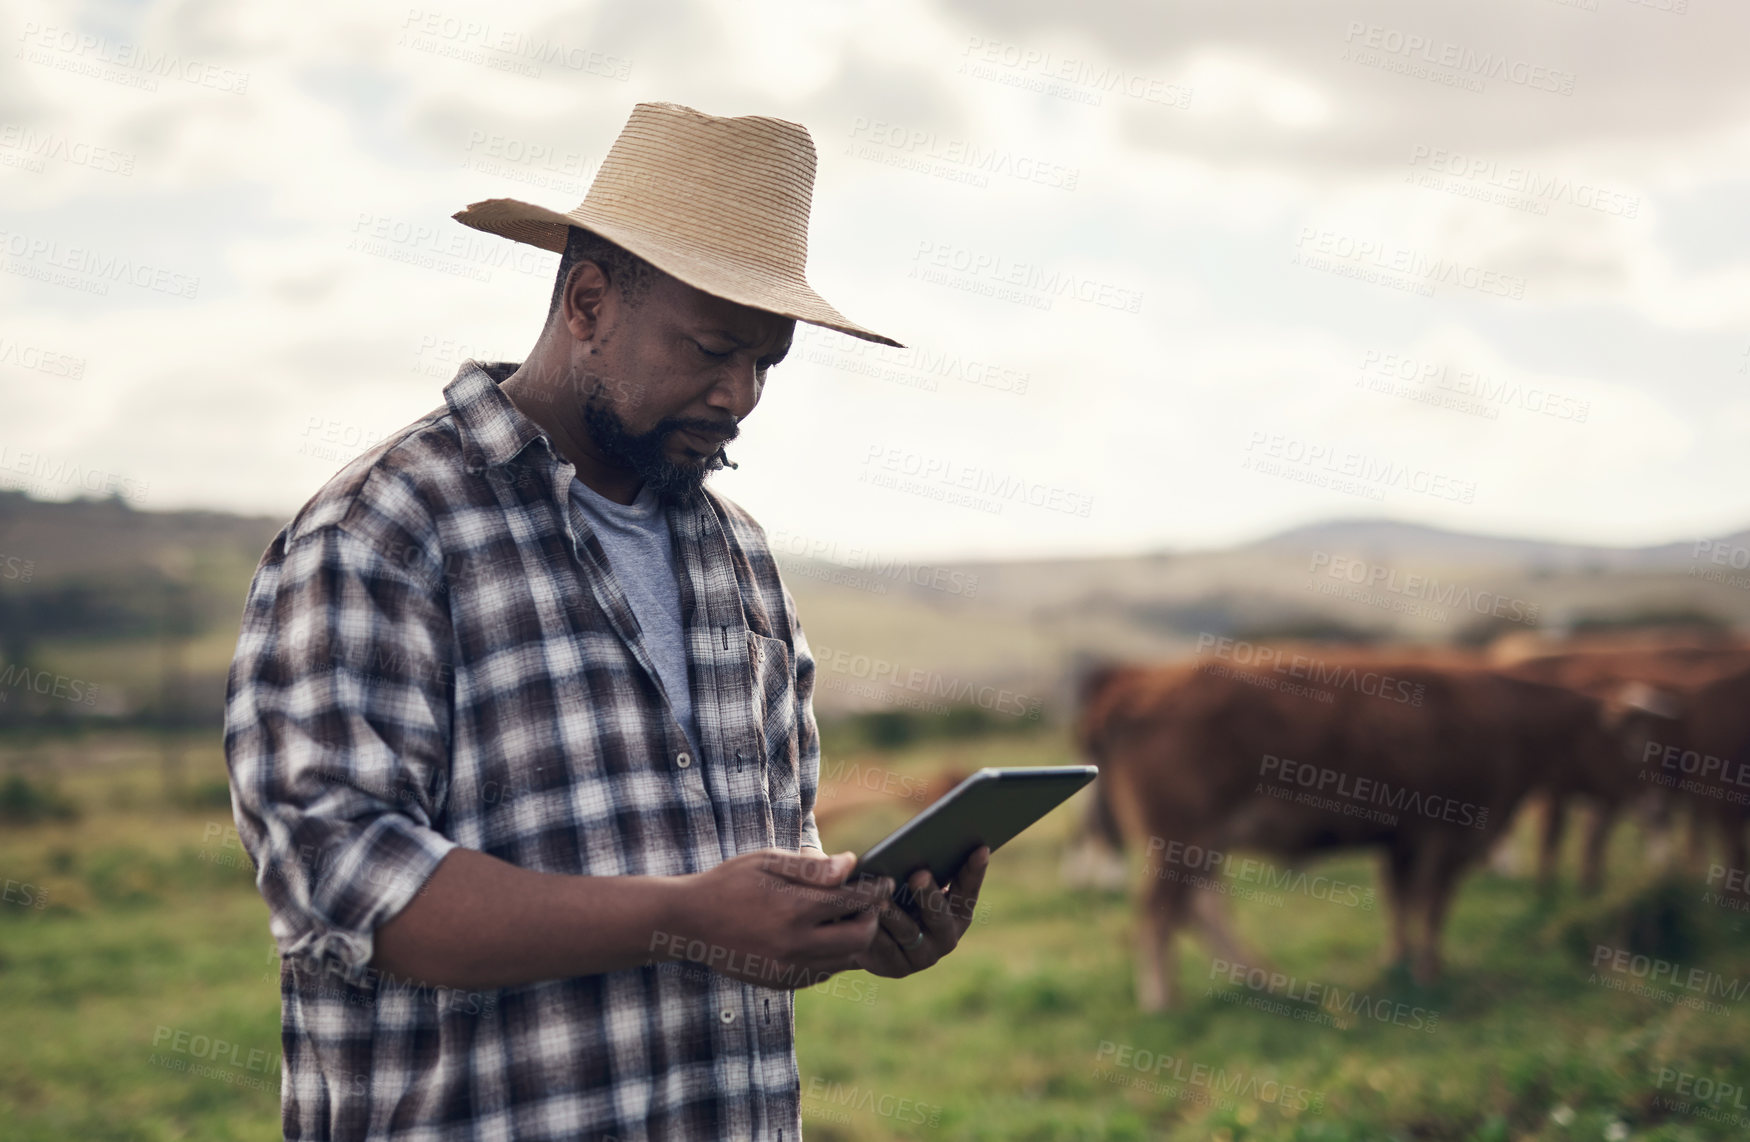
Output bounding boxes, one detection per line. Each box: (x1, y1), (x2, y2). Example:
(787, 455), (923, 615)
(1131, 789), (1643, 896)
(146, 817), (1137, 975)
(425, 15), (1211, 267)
(666, 276), (794, 345)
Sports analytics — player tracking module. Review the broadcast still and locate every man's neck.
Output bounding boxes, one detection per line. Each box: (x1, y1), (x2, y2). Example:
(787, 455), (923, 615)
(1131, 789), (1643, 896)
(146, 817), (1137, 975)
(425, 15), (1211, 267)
(500, 355), (645, 505)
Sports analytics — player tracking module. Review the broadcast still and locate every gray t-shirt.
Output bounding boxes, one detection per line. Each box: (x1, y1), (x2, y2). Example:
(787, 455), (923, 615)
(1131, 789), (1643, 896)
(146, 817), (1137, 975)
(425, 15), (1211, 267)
(567, 477), (701, 758)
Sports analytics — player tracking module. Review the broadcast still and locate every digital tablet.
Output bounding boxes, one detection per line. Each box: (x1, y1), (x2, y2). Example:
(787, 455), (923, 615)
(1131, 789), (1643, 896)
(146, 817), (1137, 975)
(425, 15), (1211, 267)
(850, 766), (1098, 903)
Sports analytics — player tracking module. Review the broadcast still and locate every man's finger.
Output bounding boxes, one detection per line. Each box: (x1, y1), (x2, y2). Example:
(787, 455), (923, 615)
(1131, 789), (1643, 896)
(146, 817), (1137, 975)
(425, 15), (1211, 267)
(877, 897), (925, 950)
(793, 907), (883, 961)
(944, 845), (990, 927)
(792, 874), (893, 922)
(905, 869), (959, 941)
(761, 849), (855, 886)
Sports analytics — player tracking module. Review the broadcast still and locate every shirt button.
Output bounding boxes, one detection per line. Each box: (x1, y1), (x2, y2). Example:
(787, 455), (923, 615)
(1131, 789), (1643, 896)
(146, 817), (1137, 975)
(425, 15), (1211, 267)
(677, 752), (692, 768)
(720, 1007), (735, 1024)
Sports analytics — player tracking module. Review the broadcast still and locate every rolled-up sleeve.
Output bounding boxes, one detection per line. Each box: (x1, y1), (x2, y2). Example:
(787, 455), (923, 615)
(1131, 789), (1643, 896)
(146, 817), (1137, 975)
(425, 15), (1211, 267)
(224, 521), (459, 984)
(783, 580), (823, 854)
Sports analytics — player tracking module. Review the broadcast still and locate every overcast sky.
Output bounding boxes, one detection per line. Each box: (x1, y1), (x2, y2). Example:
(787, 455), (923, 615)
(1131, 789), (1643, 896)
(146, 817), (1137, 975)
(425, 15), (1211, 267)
(3, 0), (1747, 560)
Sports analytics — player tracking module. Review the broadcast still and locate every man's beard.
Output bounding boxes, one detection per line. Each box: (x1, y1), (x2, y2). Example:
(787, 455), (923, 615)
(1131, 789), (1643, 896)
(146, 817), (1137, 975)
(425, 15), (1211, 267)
(580, 387), (738, 501)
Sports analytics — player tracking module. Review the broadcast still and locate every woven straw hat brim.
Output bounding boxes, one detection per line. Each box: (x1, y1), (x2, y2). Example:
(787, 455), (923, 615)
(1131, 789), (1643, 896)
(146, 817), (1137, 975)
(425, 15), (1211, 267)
(454, 197), (904, 349)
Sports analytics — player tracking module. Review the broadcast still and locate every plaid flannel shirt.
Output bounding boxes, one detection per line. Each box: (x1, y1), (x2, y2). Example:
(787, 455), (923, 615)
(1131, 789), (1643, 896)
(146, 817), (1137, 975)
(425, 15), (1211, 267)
(224, 359), (824, 1141)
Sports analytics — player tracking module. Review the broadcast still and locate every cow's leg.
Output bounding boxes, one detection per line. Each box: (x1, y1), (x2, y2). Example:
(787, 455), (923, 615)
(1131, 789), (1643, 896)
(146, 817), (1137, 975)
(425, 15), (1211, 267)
(1725, 816), (1750, 903)
(1190, 885), (1270, 975)
(1641, 793), (1676, 873)
(1683, 806), (1712, 874)
(1578, 803), (1615, 895)
(1061, 785), (1130, 891)
(1136, 876), (1187, 1013)
(1412, 840), (1467, 986)
(1381, 846), (1416, 971)
(1537, 794), (1567, 895)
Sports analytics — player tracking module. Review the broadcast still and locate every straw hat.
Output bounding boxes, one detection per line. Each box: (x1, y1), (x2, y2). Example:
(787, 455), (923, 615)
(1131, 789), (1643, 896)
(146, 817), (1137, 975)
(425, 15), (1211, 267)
(453, 101), (902, 348)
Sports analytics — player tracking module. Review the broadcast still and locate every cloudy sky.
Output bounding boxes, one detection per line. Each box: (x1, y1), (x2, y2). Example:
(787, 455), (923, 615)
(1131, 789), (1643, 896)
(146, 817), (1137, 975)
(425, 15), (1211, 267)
(2, 0), (1746, 561)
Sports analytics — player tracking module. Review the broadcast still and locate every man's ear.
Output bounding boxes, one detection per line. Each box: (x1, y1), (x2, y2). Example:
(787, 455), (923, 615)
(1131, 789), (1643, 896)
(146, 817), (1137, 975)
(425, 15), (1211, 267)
(561, 260), (611, 342)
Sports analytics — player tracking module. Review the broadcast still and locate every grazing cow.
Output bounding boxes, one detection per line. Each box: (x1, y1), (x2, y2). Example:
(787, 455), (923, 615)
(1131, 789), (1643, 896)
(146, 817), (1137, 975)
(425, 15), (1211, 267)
(1072, 654), (1649, 1011)
(1495, 645), (1750, 890)
(1651, 664), (1750, 896)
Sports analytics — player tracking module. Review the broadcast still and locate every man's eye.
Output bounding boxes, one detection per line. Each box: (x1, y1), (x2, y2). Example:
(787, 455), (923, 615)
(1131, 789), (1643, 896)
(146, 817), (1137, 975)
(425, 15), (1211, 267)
(695, 342), (732, 360)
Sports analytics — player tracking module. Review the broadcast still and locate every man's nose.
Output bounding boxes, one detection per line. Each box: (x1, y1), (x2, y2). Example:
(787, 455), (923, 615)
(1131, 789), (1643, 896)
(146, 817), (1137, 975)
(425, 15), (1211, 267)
(707, 361), (762, 418)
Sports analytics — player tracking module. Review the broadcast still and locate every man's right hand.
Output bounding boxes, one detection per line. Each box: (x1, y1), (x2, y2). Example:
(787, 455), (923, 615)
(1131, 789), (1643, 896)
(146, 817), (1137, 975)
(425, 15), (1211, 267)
(655, 849), (894, 990)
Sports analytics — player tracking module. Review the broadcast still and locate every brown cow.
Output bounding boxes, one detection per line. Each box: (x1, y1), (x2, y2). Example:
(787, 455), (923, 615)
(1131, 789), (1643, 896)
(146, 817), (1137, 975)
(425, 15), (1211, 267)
(1072, 653), (1649, 1011)
(1649, 664), (1750, 897)
(1495, 644), (1750, 891)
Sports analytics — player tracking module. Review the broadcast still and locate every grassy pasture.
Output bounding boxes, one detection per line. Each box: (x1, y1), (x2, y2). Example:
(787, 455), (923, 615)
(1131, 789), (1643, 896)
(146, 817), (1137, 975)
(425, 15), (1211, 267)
(1, 727), (1746, 1140)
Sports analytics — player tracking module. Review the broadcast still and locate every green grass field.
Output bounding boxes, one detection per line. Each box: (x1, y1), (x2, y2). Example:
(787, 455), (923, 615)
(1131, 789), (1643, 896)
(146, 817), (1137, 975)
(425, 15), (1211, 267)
(2, 728), (1748, 1141)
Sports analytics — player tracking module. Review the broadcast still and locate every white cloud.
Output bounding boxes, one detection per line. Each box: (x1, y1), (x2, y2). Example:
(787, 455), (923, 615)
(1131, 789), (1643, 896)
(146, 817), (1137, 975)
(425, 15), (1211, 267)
(1, 0), (1746, 558)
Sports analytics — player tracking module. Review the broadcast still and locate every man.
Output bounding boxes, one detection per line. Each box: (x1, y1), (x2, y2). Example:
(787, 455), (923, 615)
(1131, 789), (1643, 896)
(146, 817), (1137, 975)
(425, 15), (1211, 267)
(225, 101), (989, 1141)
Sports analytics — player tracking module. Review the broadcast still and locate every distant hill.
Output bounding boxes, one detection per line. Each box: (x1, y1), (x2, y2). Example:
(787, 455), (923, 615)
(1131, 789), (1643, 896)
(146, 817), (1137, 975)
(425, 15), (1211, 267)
(0, 489), (283, 581)
(2, 490), (1746, 727)
(1239, 518), (1731, 573)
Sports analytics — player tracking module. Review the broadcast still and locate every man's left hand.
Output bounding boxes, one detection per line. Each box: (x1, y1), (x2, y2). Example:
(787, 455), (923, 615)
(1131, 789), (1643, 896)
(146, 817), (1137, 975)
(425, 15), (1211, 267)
(848, 845), (990, 978)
